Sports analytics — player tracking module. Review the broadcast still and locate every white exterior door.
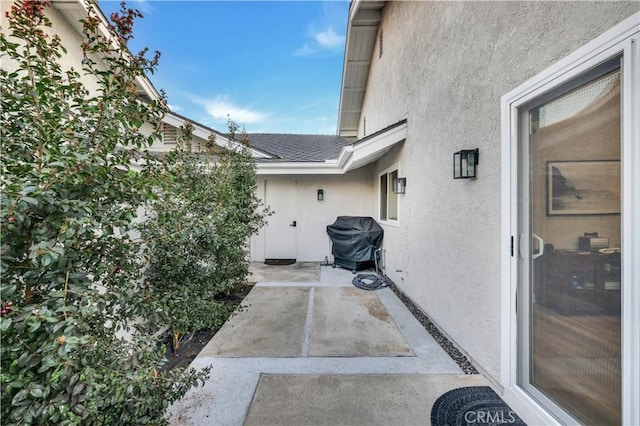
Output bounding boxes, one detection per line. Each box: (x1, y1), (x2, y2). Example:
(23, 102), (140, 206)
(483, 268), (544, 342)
(264, 180), (297, 260)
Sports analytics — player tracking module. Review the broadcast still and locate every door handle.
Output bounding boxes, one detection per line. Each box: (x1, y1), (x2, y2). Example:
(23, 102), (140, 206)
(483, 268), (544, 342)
(520, 233), (545, 259)
(532, 233), (544, 260)
(290, 221), (297, 227)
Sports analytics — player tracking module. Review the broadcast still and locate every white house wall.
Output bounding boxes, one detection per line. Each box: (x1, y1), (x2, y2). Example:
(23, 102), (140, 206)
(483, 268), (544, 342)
(1, 3), (105, 95)
(360, 1), (639, 381)
(252, 166), (374, 262)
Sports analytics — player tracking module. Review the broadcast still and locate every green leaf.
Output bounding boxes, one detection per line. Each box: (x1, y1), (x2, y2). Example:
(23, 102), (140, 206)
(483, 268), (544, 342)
(17, 352), (31, 367)
(0, 318), (12, 332)
(29, 387), (44, 398)
(20, 186), (37, 195)
(20, 196), (38, 206)
(28, 320), (41, 333)
(72, 382), (84, 397)
(41, 254), (54, 267)
(12, 389), (29, 405)
(0, 284), (16, 298)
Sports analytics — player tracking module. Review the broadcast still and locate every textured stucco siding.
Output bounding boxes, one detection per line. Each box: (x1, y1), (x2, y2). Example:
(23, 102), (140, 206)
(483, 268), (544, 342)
(1, 4), (106, 95)
(252, 166), (375, 262)
(360, 1), (639, 380)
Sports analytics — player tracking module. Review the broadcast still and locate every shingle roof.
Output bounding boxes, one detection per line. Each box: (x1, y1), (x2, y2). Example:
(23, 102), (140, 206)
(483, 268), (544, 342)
(247, 134), (356, 162)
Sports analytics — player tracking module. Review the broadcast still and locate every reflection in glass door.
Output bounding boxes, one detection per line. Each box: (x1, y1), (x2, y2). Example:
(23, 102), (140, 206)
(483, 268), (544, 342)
(521, 60), (622, 424)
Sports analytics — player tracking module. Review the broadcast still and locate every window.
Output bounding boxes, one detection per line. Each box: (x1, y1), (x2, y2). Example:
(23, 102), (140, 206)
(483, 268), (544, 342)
(379, 166), (399, 222)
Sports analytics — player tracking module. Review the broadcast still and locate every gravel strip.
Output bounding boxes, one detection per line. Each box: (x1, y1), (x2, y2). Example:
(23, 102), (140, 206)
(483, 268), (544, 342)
(387, 281), (479, 375)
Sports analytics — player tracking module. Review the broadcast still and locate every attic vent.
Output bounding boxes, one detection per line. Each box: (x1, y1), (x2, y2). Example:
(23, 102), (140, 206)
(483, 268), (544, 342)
(163, 124), (178, 144)
(379, 28), (383, 58)
(363, 116), (367, 136)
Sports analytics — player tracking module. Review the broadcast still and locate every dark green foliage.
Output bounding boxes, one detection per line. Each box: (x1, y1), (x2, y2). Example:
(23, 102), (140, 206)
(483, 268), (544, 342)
(1, 1), (208, 423)
(139, 121), (269, 351)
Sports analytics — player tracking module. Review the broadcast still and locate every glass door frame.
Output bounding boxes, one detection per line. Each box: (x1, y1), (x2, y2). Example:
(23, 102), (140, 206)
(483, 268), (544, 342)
(499, 14), (639, 425)
(518, 61), (624, 424)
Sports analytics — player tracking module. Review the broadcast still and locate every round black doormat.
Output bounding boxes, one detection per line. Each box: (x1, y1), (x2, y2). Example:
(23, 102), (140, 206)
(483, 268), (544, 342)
(264, 259), (296, 266)
(431, 386), (527, 426)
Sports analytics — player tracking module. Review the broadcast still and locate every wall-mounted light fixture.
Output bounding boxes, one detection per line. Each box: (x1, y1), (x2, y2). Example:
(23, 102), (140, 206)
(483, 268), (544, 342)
(317, 189), (324, 201)
(453, 149), (479, 179)
(393, 177), (406, 194)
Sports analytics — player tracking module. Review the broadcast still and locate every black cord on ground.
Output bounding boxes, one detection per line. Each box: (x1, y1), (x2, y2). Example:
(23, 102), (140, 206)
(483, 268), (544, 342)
(352, 273), (389, 291)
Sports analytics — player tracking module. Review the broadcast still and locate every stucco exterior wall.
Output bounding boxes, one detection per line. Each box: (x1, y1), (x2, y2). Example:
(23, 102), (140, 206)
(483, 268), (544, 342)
(360, 1), (639, 380)
(1, 3), (106, 95)
(252, 166), (375, 262)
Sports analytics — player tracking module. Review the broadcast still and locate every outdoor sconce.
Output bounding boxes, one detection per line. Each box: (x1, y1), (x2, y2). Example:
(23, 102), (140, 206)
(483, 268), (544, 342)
(393, 177), (406, 194)
(453, 149), (479, 179)
(317, 189), (324, 201)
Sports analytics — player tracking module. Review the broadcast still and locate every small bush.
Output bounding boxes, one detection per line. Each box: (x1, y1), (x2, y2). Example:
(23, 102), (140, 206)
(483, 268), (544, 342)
(138, 121), (269, 351)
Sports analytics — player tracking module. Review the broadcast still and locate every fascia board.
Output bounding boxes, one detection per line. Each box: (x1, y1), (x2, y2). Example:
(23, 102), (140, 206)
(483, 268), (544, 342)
(334, 146), (354, 168)
(350, 0), (363, 23)
(343, 121), (407, 171)
(135, 75), (161, 101)
(257, 163), (347, 175)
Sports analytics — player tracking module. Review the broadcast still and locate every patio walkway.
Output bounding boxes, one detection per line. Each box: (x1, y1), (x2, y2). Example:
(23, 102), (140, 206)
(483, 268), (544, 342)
(166, 263), (496, 425)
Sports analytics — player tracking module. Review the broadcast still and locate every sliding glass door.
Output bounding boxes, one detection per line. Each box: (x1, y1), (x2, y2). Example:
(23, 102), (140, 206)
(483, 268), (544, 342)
(519, 59), (622, 424)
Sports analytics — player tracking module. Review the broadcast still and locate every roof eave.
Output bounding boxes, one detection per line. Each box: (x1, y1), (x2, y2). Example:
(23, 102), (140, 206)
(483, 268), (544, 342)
(336, 1), (385, 137)
(257, 119), (406, 175)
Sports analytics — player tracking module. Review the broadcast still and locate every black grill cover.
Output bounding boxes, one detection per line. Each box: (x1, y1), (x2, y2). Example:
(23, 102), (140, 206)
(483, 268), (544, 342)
(326, 216), (383, 271)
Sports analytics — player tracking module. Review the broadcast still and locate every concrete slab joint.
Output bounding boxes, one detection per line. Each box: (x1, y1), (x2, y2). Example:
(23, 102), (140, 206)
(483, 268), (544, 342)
(167, 264), (523, 425)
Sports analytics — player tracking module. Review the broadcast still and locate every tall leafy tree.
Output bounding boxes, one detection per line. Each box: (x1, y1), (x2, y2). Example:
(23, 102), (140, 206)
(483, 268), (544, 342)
(1, 1), (207, 423)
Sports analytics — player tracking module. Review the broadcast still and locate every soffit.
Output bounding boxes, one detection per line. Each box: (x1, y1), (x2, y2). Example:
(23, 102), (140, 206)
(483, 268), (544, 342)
(337, 1), (385, 137)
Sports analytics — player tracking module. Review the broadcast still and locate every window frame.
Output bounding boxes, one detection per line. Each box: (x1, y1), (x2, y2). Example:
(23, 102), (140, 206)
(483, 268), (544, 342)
(378, 163), (401, 226)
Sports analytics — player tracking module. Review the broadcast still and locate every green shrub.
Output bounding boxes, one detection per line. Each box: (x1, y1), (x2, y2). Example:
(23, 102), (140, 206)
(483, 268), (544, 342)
(1, 1), (208, 423)
(139, 121), (269, 351)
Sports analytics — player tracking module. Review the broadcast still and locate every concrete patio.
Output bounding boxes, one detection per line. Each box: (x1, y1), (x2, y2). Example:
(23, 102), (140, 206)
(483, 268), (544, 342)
(166, 263), (522, 425)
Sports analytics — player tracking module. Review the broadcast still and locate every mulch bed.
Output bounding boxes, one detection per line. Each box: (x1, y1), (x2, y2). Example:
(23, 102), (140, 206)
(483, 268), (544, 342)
(160, 283), (254, 371)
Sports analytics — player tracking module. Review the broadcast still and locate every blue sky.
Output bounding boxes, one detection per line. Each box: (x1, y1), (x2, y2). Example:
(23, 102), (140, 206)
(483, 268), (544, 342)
(99, 1), (350, 135)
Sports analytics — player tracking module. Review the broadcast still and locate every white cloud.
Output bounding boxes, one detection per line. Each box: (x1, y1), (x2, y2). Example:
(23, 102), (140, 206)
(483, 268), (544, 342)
(130, 0), (154, 14)
(294, 1), (347, 56)
(313, 28), (344, 49)
(195, 95), (268, 124)
(294, 43), (316, 56)
(295, 26), (345, 56)
(293, 27), (345, 56)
